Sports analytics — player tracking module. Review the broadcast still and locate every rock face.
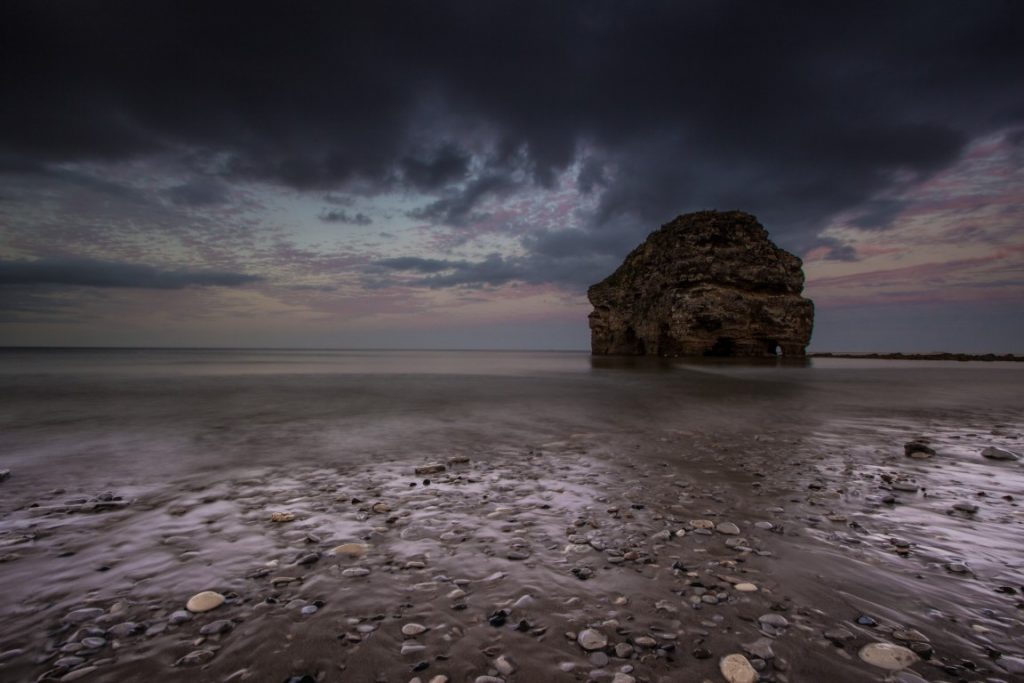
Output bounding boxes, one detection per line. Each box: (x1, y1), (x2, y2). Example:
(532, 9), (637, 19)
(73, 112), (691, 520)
(587, 210), (814, 357)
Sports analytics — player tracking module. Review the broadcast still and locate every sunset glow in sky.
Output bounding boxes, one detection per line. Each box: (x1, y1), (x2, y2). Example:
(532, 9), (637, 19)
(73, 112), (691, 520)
(2, 2), (1022, 351)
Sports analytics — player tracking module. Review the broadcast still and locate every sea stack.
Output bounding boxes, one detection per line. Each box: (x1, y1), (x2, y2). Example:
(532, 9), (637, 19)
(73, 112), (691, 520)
(587, 210), (814, 357)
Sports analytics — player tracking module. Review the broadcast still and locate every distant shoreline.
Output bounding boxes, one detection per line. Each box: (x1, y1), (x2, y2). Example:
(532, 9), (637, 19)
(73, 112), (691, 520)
(810, 351), (1023, 362)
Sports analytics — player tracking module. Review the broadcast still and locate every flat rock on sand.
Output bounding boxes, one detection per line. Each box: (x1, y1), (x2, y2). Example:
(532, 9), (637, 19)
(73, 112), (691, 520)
(185, 591), (225, 613)
(982, 446), (1020, 461)
(331, 543), (368, 557)
(859, 642), (919, 670)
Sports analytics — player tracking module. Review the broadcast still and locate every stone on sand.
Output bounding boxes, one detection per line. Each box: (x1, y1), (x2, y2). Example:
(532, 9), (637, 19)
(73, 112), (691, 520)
(982, 446), (1020, 461)
(858, 642), (919, 670)
(402, 623), (428, 636)
(270, 511), (295, 522)
(577, 628), (607, 650)
(904, 441), (935, 458)
(720, 653), (758, 683)
(332, 543), (368, 557)
(186, 591), (225, 613)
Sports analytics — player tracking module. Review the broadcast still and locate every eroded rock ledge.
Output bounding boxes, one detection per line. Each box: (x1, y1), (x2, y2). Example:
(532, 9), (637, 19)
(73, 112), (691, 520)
(588, 210), (814, 357)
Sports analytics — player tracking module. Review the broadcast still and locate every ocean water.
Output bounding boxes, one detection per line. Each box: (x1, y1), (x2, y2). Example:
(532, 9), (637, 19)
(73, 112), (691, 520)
(1, 348), (1023, 681)
(1, 348), (1021, 487)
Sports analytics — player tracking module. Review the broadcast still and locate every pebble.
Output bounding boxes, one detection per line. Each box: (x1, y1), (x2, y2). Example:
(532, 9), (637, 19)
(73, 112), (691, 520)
(824, 626), (855, 643)
(494, 655), (515, 675)
(186, 591), (225, 613)
(577, 628), (608, 651)
(615, 643), (634, 658)
(758, 613), (789, 637)
(981, 446), (1020, 461)
(175, 648), (216, 666)
(734, 582), (757, 592)
(300, 605), (318, 616)
(414, 464), (446, 475)
(904, 441), (936, 458)
(270, 511), (295, 522)
(512, 594), (534, 609)
(402, 623), (428, 636)
(401, 642), (427, 655)
(342, 567), (370, 577)
(106, 621), (140, 638)
(63, 608), (105, 624)
(589, 651), (609, 666)
(295, 552), (319, 566)
(332, 543), (368, 557)
(952, 502), (979, 514)
(632, 636), (657, 648)
(199, 619), (234, 635)
(716, 522), (741, 535)
(719, 653), (758, 683)
(858, 642), (919, 670)
(611, 674), (636, 683)
(60, 667), (99, 682)
(168, 609), (192, 625)
(55, 656), (85, 668)
(742, 638), (774, 660)
(80, 637), (106, 649)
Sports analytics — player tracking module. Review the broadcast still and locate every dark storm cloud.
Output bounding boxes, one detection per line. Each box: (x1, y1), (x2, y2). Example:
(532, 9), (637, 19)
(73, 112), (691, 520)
(377, 247), (622, 290)
(0, 258), (263, 289)
(408, 173), (520, 226)
(318, 209), (373, 226)
(378, 254), (524, 289)
(399, 144), (471, 191)
(3, 0), (1023, 288)
(165, 178), (230, 207)
(817, 237), (860, 263)
(849, 199), (909, 230)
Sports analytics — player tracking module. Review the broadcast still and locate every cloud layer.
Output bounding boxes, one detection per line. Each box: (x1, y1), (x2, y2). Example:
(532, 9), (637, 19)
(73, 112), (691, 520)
(0, 258), (262, 289)
(1, 1), (1022, 349)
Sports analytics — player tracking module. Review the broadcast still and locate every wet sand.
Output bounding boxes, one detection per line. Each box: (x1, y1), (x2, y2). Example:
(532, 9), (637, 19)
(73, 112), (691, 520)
(0, 350), (1022, 682)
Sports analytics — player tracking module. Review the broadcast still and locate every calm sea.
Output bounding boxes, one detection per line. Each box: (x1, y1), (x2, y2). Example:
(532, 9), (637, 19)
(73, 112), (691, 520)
(0, 348), (1021, 487)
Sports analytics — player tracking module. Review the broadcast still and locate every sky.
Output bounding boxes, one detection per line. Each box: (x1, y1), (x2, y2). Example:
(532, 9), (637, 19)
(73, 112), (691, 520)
(1, 1), (1023, 352)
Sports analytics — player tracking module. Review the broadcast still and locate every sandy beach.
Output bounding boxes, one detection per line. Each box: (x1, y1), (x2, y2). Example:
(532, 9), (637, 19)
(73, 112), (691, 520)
(1, 350), (1022, 683)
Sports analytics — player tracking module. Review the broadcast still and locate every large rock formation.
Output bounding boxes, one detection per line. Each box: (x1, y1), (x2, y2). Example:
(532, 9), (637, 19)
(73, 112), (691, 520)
(588, 210), (814, 357)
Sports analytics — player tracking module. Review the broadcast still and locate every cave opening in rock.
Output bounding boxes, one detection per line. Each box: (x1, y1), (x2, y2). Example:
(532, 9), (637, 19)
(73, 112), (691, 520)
(706, 336), (736, 356)
(623, 326), (646, 354)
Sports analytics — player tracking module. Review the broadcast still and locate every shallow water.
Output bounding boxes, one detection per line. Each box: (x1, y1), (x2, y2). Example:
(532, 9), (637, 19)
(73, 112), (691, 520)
(0, 349), (1022, 682)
